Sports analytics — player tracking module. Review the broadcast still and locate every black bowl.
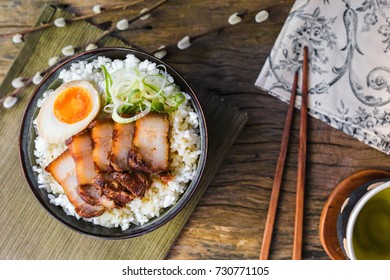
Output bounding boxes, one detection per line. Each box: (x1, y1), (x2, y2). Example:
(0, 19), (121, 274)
(19, 47), (208, 239)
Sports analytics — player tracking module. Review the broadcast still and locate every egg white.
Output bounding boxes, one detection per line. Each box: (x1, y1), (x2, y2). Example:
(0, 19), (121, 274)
(36, 80), (101, 144)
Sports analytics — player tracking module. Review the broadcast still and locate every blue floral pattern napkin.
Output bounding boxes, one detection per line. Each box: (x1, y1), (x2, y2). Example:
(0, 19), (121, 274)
(255, 0), (390, 154)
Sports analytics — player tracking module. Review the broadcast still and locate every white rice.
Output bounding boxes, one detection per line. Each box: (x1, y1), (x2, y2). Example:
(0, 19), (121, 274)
(33, 55), (201, 230)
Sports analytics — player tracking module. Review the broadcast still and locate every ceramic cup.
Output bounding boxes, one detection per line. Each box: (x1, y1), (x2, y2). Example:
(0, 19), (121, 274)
(337, 179), (390, 259)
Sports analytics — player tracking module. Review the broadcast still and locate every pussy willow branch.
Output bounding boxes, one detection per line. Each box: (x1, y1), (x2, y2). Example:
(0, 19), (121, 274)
(1, 0), (276, 106)
(0, 24), (31, 29)
(68, 0), (145, 22)
(149, 11), (256, 55)
(0, 55), (71, 104)
(90, 0), (168, 46)
(0, 0), (144, 38)
(149, 25), (226, 55)
(149, 4), (276, 55)
(0, 0), (168, 105)
(0, 79), (30, 104)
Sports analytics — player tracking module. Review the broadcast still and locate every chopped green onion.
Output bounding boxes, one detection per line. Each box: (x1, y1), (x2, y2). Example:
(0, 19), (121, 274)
(101, 65), (112, 105)
(112, 101), (151, 124)
(166, 93), (186, 112)
(102, 62), (185, 123)
(151, 101), (165, 112)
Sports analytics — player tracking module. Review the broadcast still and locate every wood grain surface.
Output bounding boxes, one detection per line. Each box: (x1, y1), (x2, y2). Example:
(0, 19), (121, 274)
(2, 0), (390, 260)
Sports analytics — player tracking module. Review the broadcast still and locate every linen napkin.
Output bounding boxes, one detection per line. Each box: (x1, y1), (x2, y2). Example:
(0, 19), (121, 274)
(256, 0), (390, 154)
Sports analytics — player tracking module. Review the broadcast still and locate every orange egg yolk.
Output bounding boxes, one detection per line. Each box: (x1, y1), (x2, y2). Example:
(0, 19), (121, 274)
(53, 86), (93, 124)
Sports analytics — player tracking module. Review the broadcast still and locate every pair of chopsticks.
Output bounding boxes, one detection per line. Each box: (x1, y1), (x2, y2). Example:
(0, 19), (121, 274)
(259, 46), (309, 260)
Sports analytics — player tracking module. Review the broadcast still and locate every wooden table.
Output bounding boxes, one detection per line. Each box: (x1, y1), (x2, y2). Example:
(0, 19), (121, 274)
(2, 0), (390, 260)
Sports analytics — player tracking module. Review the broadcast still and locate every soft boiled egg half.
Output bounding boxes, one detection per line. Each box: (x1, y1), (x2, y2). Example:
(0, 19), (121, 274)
(37, 80), (101, 143)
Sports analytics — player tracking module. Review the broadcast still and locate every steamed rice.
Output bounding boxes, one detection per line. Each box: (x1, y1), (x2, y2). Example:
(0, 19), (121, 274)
(33, 54), (201, 230)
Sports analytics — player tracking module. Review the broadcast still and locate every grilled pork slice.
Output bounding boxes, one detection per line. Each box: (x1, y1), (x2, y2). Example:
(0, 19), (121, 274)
(77, 184), (117, 209)
(129, 112), (170, 174)
(94, 174), (135, 206)
(66, 130), (98, 185)
(127, 149), (152, 174)
(111, 171), (151, 197)
(110, 122), (135, 171)
(45, 150), (104, 218)
(90, 119), (114, 172)
(75, 203), (105, 218)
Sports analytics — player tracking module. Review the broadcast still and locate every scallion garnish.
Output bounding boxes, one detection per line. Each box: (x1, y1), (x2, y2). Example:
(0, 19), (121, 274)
(100, 63), (186, 123)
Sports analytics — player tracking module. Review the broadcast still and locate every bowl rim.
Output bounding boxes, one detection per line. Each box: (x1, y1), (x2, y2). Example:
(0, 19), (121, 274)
(19, 47), (208, 239)
(346, 181), (390, 259)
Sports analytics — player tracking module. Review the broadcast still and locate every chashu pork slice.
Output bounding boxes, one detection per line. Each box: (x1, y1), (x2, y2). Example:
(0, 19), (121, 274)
(94, 173), (135, 207)
(110, 122), (135, 172)
(129, 112), (170, 174)
(111, 171), (151, 198)
(90, 119), (114, 172)
(45, 150), (104, 218)
(66, 130), (98, 185)
(77, 184), (117, 210)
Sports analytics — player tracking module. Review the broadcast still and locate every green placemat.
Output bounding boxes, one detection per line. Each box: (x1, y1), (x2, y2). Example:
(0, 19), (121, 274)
(0, 5), (248, 259)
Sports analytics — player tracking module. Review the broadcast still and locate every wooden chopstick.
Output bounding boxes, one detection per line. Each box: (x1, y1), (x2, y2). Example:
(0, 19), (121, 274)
(292, 46), (309, 260)
(259, 70), (299, 260)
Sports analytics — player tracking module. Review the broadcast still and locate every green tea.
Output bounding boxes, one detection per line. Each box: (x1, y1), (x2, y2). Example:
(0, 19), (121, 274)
(353, 188), (390, 260)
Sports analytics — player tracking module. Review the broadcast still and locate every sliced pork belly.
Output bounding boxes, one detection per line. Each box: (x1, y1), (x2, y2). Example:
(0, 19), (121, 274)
(111, 171), (151, 198)
(45, 150), (104, 218)
(129, 112), (170, 174)
(94, 174), (135, 206)
(75, 203), (105, 218)
(66, 130), (98, 185)
(77, 184), (116, 209)
(110, 122), (134, 171)
(90, 119), (114, 172)
(127, 149), (152, 174)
